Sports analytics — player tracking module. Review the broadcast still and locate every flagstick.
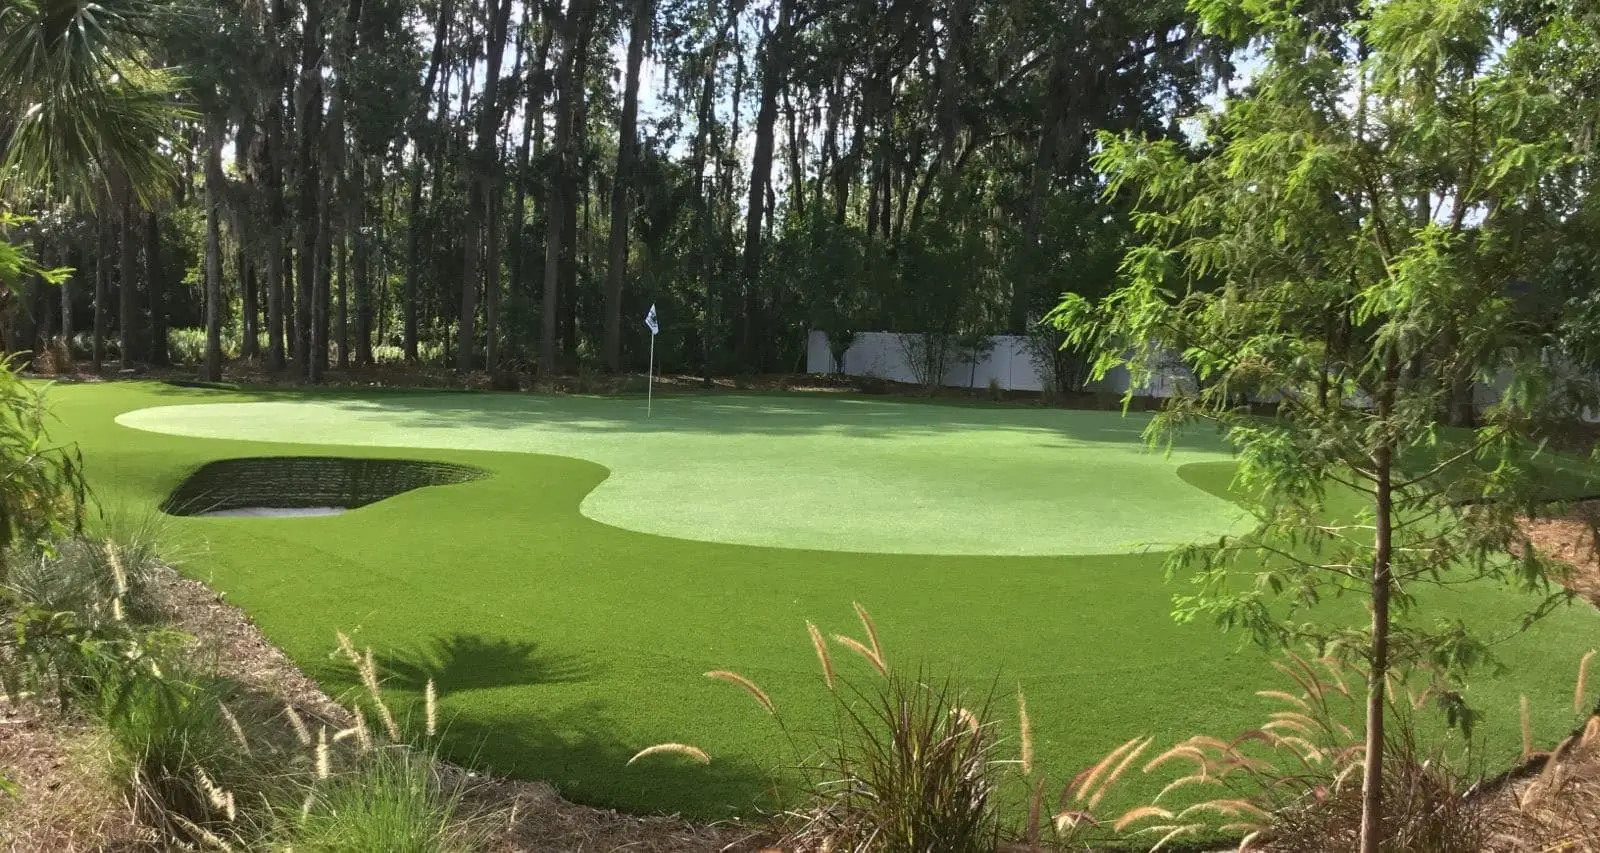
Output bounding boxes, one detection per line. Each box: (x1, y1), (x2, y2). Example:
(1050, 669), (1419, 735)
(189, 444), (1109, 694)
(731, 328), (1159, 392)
(646, 333), (656, 418)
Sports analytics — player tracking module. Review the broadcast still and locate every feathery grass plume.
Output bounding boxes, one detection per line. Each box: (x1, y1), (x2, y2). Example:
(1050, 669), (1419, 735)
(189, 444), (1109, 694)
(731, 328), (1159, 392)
(316, 727), (331, 779)
(1147, 823), (1200, 851)
(1256, 690), (1309, 711)
(1114, 805), (1173, 832)
(832, 633), (888, 676)
(1578, 650), (1596, 715)
(1075, 736), (1144, 802)
(217, 703), (251, 756)
(112, 595), (124, 621)
(425, 679), (438, 737)
(358, 648), (383, 700)
(1522, 695), (1533, 758)
(1088, 736), (1152, 809)
(807, 621), (834, 690)
(627, 743), (711, 765)
(852, 601), (882, 663)
(1584, 715), (1600, 747)
(105, 539), (127, 595)
(196, 766), (227, 811)
(1237, 830), (1262, 851)
(349, 703), (372, 750)
(172, 814), (234, 851)
(951, 706), (980, 736)
(705, 670), (775, 714)
(1017, 687), (1034, 776)
(283, 703), (311, 746)
(334, 630), (361, 666)
(1143, 744), (1208, 774)
(1155, 773), (1212, 803)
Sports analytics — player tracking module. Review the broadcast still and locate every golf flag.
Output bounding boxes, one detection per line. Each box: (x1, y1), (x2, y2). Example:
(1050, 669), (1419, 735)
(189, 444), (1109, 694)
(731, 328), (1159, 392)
(645, 304), (659, 336)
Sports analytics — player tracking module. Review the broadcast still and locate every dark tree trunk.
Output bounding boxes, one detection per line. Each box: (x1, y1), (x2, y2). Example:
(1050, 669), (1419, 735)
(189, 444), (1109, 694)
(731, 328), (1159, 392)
(145, 210), (165, 365)
(203, 127), (225, 382)
(402, 0), (454, 363)
(739, 0), (792, 370)
(118, 181), (140, 370)
(540, 0), (593, 376)
(354, 157), (374, 365)
(295, 0), (325, 379)
(458, 0), (516, 372)
(92, 218), (107, 371)
(603, 0), (652, 372)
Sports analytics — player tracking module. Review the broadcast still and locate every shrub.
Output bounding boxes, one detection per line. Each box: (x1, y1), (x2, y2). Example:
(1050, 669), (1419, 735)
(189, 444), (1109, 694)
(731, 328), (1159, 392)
(791, 671), (1004, 853)
(94, 671), (268, 845)
(278, 745), (482, 853)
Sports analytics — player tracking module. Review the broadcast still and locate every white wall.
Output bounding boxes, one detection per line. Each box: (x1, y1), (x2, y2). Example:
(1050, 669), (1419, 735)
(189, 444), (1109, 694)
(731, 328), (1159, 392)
(805, 331), (1191, 396)
(807, 330), (1600, 421)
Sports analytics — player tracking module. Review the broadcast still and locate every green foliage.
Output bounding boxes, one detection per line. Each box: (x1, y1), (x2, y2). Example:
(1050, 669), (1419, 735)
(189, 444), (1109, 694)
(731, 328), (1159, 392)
(276, 746), (482, 853)
(0, 0), (187, 205)
(795, 671), (1004, 853)
(0, 360), (86, 582)
(1052, 0), (1595, 688)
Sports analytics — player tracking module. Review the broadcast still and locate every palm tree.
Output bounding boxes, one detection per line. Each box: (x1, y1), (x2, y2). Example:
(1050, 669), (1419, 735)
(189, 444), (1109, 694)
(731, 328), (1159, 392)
(0, 0), (183, 203)
(0, 0), (186, 368)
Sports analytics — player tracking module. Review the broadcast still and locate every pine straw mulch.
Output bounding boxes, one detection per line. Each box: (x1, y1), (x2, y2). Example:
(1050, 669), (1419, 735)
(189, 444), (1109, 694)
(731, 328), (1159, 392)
(0, 566), (774, 853)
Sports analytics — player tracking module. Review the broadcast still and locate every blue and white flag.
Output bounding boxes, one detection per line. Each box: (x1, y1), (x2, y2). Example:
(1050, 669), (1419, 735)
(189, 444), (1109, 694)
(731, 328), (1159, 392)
(644, 304), (659, 336)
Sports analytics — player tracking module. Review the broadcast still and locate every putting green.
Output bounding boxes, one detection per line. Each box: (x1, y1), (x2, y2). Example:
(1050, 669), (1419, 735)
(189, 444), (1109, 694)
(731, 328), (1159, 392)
(116, 394), (1248, 555)
(45, 382), (1600, 821)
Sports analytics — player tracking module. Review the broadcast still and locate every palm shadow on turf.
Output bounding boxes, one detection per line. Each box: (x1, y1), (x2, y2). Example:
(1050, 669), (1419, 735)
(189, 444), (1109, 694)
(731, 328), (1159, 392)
(367, 633), (594, 695)
(436, 698), (785, 820)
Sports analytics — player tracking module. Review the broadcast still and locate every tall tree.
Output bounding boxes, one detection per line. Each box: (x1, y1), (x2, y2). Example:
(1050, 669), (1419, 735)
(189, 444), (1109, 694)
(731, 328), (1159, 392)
(602, 0), (652, 372)
(1053, 2), (1596, 849)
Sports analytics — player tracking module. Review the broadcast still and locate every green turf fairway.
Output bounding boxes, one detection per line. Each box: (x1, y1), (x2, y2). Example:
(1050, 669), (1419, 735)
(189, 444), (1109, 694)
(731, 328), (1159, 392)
(116, 392), (1252, 555)
(47, 382), (1600, 820)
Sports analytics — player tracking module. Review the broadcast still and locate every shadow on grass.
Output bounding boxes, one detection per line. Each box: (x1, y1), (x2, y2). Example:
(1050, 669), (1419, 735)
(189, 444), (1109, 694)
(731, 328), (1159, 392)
(435, 698), (787, 821)
(371, 633), (593, 694)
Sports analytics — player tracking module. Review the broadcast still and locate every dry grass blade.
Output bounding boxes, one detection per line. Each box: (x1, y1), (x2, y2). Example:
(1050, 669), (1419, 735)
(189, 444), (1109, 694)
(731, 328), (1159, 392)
(1018, 687), (1034, 776)
(627, 743), (711, 766)
(1578, 650), (1596, 715)
(807, 621), (835, 690)
(832, 634), (888, 676)
(705, 670), (775, 714)
(853, 601), (883, 663)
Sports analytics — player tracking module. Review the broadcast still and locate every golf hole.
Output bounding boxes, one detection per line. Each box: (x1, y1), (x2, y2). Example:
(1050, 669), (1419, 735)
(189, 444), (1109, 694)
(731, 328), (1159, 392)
(162, 456), (487, 518)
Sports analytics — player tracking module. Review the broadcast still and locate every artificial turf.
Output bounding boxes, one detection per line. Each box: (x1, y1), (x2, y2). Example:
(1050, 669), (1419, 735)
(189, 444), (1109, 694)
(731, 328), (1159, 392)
(47, 381), (1600, 820)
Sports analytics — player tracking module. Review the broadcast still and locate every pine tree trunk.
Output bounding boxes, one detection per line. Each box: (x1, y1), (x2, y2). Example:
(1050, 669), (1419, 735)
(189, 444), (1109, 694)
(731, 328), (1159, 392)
(295, 0), (325, 379)
(118, 180), (140, 370)
(92, 218), (107, 371)
(203, 127), (225, 382)
(404, 0), (455, 364)
(540, 0), (591, 376)
(145, 210), (165, 365)
(354, 157), (374, 366)
(603, 0), (652, 372)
